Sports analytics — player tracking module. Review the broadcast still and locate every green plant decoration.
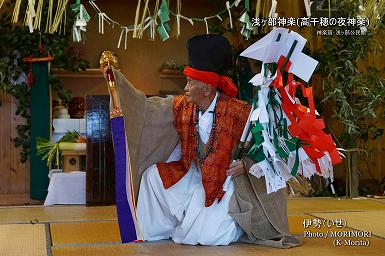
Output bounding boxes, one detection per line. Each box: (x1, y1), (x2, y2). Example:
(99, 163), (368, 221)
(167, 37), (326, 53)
(316, 0), (385, 196)
(36, 131), (85, 169)
(0, 1), (89, 163)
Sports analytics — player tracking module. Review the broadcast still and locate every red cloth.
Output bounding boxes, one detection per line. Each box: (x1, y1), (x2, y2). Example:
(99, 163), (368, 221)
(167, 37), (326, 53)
(157, 94), (250, 207)
(271, 55), (342, 173)
(183, 66), (238, 97)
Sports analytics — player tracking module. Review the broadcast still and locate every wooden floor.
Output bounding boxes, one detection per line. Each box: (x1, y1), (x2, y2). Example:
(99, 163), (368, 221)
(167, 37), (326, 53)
(0, 197), (384, 256)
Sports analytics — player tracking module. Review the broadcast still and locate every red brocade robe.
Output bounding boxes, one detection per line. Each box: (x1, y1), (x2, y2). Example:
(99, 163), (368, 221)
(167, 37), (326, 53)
(157, 94), (251, 207)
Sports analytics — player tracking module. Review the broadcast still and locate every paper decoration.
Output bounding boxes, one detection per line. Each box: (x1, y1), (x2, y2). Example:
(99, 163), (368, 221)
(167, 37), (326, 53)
(241, 28), (343, 193)
(45, 0), (53, 33)
(1, 0), (281, 45)
(175, 0), (182, 38)
(240, 28), (318, 82)
(84, 0), (251, 44)
(0, 0), (6, 9)
(71, 0), (91, 42)
(239, 11), (253, 39)
(226, 1), (233, 28)
(157, 0), (171, 41)
(33, 0), (44, 30)
(139, 0), (151, 38)
(11, 0), (22, 23)
(268, 0), (278, 18)
(304, 0), (313, 17)
(48, 0), (68, 33)
(25, 0), (36, 33)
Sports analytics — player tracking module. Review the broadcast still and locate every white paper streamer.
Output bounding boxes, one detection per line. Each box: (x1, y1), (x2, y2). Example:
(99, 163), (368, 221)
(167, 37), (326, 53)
(249, 161), (266, 179)
(176, 14), (181, 37)
(272, 156), (292, 182)
(150, 18), (155, 40)
(89, 0), (101, 13)
(27, 0), (36, 33)
(117, 27), (124, 48)
(240, 106), (254, 141)
(87, 0), (243, 41)
(263, 160), (285, 193)
(178, 13), (194, 25)
(124, 27), (128, 49)
(73, 25), (81, 42)
(262, 140), (276, 158)
(98, 12), (104, 34)
(304, 0), (312, 17)
(117, 27), (135, 49)
(268, 0), (278, 18)
(234, 0), (242, 7)
(298, 148), (317, 178)
(250, 107), (261, 122)
(226, 1), (233, 28)
(141, 16), (153, 31)
(204, 17), (209, 34)
(256, 89), (270, 124)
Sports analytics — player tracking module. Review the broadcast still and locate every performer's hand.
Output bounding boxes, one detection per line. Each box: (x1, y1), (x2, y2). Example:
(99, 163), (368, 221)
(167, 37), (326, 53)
(226, 160), (246, 177)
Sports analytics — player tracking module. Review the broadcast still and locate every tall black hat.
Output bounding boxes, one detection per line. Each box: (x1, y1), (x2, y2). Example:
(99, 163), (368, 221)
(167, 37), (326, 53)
(187, 34), (232, 75)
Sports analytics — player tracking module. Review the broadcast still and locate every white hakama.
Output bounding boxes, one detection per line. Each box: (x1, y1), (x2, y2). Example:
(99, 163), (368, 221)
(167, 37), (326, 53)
(137, 93), (243, 245)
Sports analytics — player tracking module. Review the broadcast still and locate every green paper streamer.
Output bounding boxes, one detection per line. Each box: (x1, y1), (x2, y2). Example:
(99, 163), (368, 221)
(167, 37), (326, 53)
(157, 24), (169, 41)
(247, 122), (265, 162)
(245, 0), (250, 11)
(157, 0), (171, 41)
(290, 139), (301, 176)
(70, 3), (91, 22)
(248, 145), (265, 163)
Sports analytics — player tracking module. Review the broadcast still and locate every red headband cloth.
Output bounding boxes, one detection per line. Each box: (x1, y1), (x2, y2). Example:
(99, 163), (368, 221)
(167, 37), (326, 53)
(183, 66), (238, 97)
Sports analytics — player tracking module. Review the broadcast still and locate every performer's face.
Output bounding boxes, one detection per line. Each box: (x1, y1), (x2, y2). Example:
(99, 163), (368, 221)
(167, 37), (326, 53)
(184, 78), (208, 103)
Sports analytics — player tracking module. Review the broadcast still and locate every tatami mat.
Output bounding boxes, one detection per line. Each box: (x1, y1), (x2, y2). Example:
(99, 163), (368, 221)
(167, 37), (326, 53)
(0, 224), (47, 256)
(49, 215), (346, 246)
(370, 198), (385, 204)
(1, 198), (384, 256)
(311, 210), (385, 238)
(287, 198), (385, 214)
(0, 205), (116, 224)
(52, 243), (150, 256)
(51, 237), (385, 256)
(50, 221), (121, 246)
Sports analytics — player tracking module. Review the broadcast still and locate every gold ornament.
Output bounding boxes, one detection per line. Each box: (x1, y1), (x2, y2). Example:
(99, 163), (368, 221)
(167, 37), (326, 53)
(99, 51), (119, 72)
(99, 51), (121, 116)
